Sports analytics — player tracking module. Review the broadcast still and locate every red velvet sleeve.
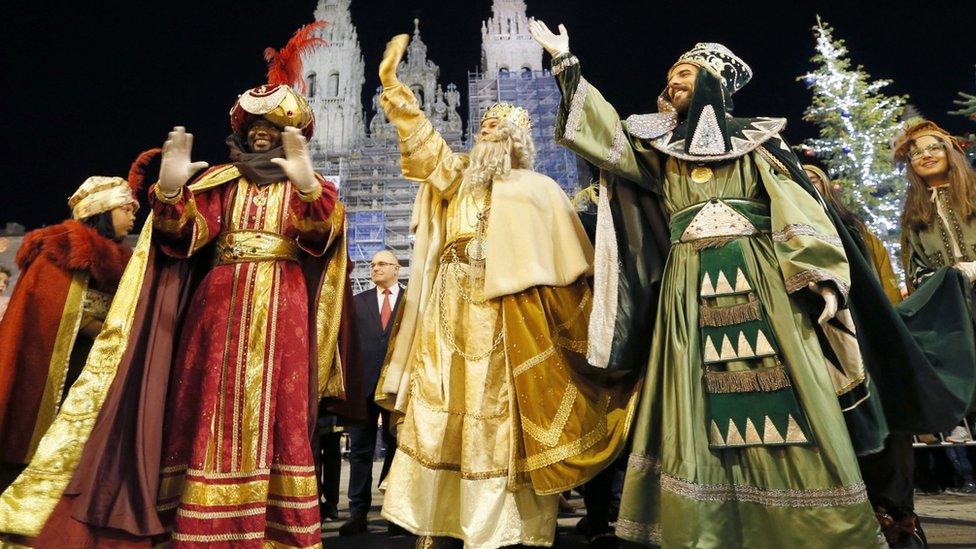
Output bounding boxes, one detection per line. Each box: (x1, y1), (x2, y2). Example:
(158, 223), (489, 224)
(290, 175), (338, 257)
(148, 184), (224, 258)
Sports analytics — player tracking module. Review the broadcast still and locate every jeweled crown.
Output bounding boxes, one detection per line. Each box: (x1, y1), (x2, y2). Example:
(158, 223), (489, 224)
(482, 102), (533, 131)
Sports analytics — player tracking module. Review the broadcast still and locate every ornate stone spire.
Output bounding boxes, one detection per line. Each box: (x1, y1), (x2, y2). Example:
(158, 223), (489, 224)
(480, 0), (543, 74)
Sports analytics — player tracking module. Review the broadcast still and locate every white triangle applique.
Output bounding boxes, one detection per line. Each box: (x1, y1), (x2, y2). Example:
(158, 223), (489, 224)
(715, 271), (734, 294)
(725, 419), (746, 446)
(720, 335), (738, 360)
(734, 269), (751, 292)
(763, 416), (784, 443)
(681, 200), (757, 243)
(701, 274), (716, 297)
(785, 415), (808, 443)
(688, 105), (726, 155)
(704, 337), (721, 363)
(744, 418), (762, 444)
(754, 330), (775, 355)
(737, 332), (755, 357)
(710, 420), (725, 445)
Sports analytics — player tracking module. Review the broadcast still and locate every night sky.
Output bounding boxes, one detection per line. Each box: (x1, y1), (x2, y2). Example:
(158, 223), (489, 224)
(2, 0), (973, 229)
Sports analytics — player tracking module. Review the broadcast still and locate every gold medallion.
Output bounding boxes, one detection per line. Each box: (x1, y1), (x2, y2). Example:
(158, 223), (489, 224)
(465, 238), (487, 262)
(691, 165), (714, 183)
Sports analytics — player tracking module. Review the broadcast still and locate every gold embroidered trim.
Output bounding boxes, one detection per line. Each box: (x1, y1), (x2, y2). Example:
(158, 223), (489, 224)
(704, 365), (791, 394)
(403, 123), (438, 158)
(171, 532), (265, 542)
(551, 55), (579, 76)
(176, 506), (266, 519)
(772, 224), (843, 248)
(699, 296), (760, 327)
(153, 184), (183, 205)
(267, 498), (319, 510)
(512, 345), (556, 377)
(81, 288), (113, 321)
(756, 144), (791, 177)
(518, 396), (611, 472)
(521, 382), (579, 447)
(410, 381), (508, 420)
(271, 463), (317, 474)
(556, 335), (587, 354)
(296, 183), (323, 203)
(161, 464), (187, 474)
(660, 473), (868, 508)
(615, 518), (662, 543)
(153, 193), (199, 235)
(562, 78), (589, 143)
(785, 268), (850, 299)
(602, 122), (626, 171)
(396, 443), (508, 480)
(627, 453), (662, 474)
(185, 468), (269, 479)
(266, 520), (320, 534)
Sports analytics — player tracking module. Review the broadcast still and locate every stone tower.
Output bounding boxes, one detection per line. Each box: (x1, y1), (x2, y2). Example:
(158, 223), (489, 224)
(469, 0), (579, 194)
(303, 0), (366, 159)
(480, 0), (543, 74)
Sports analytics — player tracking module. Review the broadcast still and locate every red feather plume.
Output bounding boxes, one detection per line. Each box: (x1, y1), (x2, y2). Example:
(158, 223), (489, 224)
(265, 20), (329, 93)
(127, 147), (162, 193)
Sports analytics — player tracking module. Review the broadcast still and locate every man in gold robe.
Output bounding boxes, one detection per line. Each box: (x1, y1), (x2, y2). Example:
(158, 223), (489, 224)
(373, 34), (638, 549)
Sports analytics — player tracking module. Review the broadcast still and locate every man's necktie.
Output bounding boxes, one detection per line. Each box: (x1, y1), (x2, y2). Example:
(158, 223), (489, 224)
(380, 288), (392, 330)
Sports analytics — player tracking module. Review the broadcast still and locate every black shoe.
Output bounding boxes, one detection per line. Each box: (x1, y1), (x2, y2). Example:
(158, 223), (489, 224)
(388, 522), (409, 536)
(320, 502), (340, 522)
(339, 514), (368, 536)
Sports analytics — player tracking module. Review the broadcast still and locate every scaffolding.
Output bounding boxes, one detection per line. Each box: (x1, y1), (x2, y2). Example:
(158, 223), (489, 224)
(468, 69), (581, 195)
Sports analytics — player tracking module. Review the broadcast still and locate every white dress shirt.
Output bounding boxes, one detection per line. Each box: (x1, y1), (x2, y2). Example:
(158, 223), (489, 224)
(375, 283), (401, 313)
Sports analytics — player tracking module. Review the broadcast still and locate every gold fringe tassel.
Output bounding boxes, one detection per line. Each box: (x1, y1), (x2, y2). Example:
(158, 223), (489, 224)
(691, 235), (740, 250)
(704, 365), (791, 394)
(699, 296), (760, 327)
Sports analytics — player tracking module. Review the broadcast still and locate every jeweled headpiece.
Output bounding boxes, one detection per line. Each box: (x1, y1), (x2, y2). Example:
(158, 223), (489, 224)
(66, 147), (159, 220)
(482, 102), (533, 131)
(669, 42), (752, 94)
(229, 21), (328, 139)
(891, 118), (964, 163)
(68, 177), (138, 221)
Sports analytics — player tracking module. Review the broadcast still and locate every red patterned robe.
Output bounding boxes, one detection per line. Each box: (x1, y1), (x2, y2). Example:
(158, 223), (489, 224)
(149, 169), (336, 548)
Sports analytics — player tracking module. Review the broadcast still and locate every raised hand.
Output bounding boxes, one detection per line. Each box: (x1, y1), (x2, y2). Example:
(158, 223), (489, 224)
(379, 34), (410, 89)
(528, 19), (569, 58)
(270, 126), (318, 195)
(158, 126), (209, 196)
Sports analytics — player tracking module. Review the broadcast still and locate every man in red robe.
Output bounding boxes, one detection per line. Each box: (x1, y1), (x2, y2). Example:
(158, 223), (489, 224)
(0, 23), (353, 549)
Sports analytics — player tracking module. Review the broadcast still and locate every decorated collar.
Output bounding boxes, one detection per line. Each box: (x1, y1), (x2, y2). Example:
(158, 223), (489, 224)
(625, 113), (786, 162)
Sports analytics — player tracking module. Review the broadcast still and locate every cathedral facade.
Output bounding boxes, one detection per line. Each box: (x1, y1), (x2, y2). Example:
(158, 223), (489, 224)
(303, 0), (580, 291)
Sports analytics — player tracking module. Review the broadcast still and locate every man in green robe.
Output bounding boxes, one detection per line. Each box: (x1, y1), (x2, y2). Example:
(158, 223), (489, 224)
(529, 22), (886, 547)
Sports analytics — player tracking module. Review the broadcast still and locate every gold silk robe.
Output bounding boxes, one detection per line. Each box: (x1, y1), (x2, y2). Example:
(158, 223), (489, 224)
(375, 82), (638, 548)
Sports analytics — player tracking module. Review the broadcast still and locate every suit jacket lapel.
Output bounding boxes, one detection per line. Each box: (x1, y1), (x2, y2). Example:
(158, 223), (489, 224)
(367, 286), (382, 332)
(383, 284), (405, 336)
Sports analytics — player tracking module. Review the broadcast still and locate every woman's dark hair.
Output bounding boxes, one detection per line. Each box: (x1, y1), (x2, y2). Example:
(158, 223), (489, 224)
(82, 211), (120, 241)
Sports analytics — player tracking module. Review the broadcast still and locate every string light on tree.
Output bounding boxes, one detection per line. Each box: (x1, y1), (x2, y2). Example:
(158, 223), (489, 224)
(798, 16), (908, 278)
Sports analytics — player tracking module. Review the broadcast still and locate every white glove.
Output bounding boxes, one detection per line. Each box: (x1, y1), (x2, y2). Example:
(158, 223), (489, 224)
(158, 126), (209, 196)
(808, 281), (839, 324)
(954, 261), (976, 283)
(270, 126), (319, 195)
(528, 20), (570, 58)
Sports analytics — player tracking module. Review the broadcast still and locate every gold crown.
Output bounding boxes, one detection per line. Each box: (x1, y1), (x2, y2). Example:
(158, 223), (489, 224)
(482, 102), (532, 131)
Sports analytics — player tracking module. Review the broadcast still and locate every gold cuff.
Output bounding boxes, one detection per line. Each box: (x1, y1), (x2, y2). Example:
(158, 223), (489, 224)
(154, 184), (183, 205)
(296, 184), (323, 202)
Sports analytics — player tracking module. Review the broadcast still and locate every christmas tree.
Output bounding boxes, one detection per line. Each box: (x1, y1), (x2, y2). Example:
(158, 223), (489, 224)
(798, 16), (908, 269)
(949, 66), (976, 165)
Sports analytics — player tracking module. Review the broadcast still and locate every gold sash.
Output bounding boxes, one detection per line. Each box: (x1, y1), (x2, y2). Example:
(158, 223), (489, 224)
(214, 230), (300, 265)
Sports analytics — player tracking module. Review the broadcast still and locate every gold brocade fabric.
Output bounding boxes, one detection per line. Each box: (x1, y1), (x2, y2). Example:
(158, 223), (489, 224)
(24, 272), (88, 461)
(0, 220), (154, 537)
(382, 239), (636, 548)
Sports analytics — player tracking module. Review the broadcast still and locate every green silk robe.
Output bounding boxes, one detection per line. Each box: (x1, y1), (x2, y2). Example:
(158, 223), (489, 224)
(553, 57), (882, 547)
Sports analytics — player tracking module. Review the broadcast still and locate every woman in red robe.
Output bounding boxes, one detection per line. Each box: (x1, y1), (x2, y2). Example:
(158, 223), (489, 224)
(0, 174), (137, 487)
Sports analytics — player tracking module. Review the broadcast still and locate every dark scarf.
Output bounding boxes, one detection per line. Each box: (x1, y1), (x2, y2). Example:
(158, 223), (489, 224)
(226, 133), (288, 186)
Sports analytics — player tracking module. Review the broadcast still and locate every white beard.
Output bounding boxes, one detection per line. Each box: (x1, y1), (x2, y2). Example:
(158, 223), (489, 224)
(462, 137), (512, 198)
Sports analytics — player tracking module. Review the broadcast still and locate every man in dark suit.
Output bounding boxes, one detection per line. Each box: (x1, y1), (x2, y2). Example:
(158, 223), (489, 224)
(339, 249), (405, 536)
